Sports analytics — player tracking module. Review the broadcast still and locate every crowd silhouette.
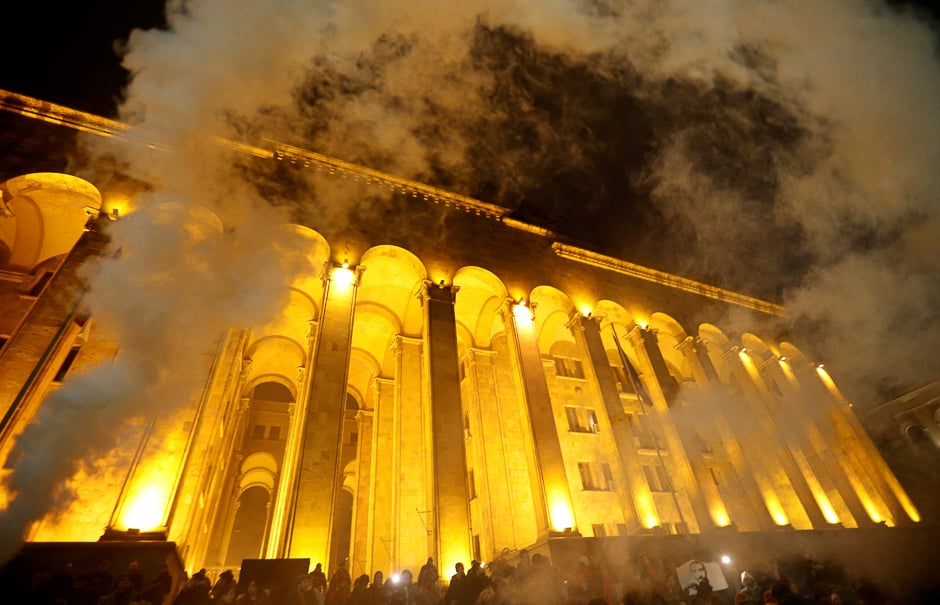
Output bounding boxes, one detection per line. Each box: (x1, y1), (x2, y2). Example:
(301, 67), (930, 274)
(12, 546), (940, 605)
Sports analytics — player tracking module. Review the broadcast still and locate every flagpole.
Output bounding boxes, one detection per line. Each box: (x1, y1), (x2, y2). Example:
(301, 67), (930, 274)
(610, 323), (688, 533)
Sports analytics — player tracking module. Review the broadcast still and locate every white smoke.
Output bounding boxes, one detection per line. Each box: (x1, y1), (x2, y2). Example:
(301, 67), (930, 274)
(1, 0), (938, 560)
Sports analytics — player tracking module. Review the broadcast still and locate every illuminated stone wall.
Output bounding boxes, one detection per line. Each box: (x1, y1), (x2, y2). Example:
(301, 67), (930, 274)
(0, 171), (922, 582)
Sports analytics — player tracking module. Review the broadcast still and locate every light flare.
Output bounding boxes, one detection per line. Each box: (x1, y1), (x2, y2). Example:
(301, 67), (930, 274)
(120, 483), (171, 531)
(331, 266), (355, 288)
(512, 301), (534, 323)
(548, 494), (575, 532)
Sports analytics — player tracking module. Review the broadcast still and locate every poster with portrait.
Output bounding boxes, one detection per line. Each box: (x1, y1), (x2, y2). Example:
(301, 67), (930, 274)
(675, 559), (728, 596)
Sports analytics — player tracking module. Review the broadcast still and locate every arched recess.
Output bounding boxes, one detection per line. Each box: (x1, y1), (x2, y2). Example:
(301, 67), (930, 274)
(225, 452), (279, 567)
(1, 173), (102, 271)
(351, 302), (402, 381)
(453, 266), (510, 351)
(244, 335), (307, 387)
(347, 349), (381, 411)
(250, 380), (296, 403)
(530, 285), (577, 355)
(595, 300), (644, 375)
(741, 333), (778, 363)
(252, 288), (319, 345)
(697, 324), (734, 384)
(650, 312), (693, 382)
(741, 333), (787, 398)
(779, 342), (810, 366)
(238, 451), (279, 491)
(359, 245), (428, 337)
(274, 225), (331, 306)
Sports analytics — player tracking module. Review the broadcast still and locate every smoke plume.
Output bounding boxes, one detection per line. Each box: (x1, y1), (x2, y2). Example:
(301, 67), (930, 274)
(1, 0), (938, 560)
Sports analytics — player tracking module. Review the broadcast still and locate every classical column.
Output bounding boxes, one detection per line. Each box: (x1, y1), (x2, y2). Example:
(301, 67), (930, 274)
(798, 362), (920, 525)
(630, 327), (707, 533)
(423, 282), (472, 573)
(651, 337), (734, 532)
(733, 348), (828, 528)
(688, 339), (776, 530)
(502, 300), (575, 536)
(766, 355), (869, 527)
(570, 315), (646, 532)
(287, 263), (362, 567)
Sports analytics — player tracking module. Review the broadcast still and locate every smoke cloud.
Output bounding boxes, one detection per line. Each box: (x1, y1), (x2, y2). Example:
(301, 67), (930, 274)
(1, 0), (938, 561)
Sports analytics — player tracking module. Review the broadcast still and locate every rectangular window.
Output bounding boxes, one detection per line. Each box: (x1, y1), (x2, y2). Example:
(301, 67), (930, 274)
(656, 465), (672, 492)
(601, 462), (614, 490)
(592, 524), (607, 537)
(566, 406), (600, 433)
(587, 409), (599, 433)
(627, 414), (657, 449)
(554, 356), (585, 379)
(643, 464), (671, 492)
(269, 426), (282, 441)
(472, 535), (481, 562)
(52, 346), (81, 383)
(578, 462), (597, 490)
(566, 406), (584, 432)
(347, 430), (357, 446)
(459, 360), (466, 382)
(252, 424), (266, 439)
(468, 470), (477, 500)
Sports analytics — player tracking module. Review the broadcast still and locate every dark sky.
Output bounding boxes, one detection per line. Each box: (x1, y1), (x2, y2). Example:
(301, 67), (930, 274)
(0, 2), (167, 115)
(2, 1), (936, 116)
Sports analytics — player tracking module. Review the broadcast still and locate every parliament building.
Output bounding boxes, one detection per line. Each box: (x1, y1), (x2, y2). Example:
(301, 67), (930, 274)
(0, 90), (931, 588)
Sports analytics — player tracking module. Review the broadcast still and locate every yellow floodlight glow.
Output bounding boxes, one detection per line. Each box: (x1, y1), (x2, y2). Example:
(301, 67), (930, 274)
(103, 194), (134, 220)
(120, 483), (169, 532)
(331, 266), (355, 288)
(710, 505), (731, 528)
(763, 492), (789, 526)
(548, 495), (575, 532)
(512, 300), (534, 323)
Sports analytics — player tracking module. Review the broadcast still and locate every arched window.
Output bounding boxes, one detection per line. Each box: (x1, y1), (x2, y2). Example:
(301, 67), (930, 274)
(252, 381), (294, 402)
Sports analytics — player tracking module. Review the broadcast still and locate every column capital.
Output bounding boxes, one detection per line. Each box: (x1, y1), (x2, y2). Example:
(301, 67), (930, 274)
(676, 335), (696, 353)
(321, 260), (365, 287)
(240, 357), (253, 384)
(465, 347), (496, 367)
(565, 312), (586, 332)
(422, 280), (460, 304)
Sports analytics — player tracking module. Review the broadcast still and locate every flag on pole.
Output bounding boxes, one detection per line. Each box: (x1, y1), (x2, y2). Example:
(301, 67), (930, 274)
(612, 326), (654, 406)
